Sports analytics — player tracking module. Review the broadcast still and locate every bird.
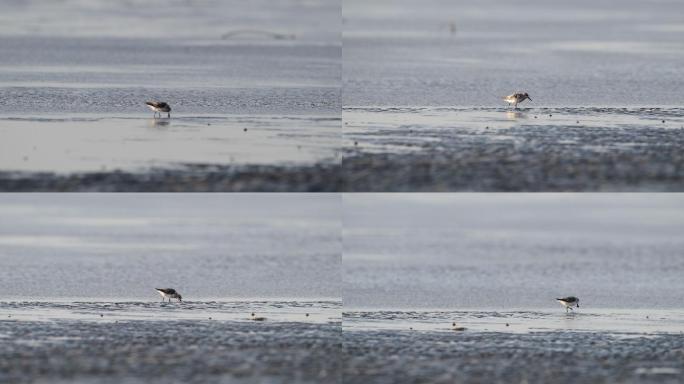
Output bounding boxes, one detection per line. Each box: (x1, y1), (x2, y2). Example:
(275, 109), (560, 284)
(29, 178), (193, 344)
(250, 313), (266, 321)
(503, 92), (532, 109)
(556, 296), (579, 312)
(155, 288), (182, 302)
(145, 101), (171, 118)
(452, 322), (466, 331)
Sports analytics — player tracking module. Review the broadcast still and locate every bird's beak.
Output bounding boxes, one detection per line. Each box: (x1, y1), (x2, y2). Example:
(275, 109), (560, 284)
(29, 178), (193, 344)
(528, 97), (532, 101)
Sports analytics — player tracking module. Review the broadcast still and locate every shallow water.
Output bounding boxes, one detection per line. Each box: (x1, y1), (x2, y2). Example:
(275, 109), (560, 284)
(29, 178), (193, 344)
(344, 309), (684, 334)
(0, 1), (341, 181)
(342, 106), (684, 191)
(0, 114), (340, 172)
(0, 300), (341, 324)
(344, 194), (684, 308)
(0, 194), (340, 300)
(344, 106), (684, 154)
(344, 0), (684, 107)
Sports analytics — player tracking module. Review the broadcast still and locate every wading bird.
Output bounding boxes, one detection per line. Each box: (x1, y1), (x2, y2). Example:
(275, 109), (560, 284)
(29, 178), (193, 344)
(146, 101), (171, 118)
(556, 296), (579, 312)
(503, 92), (532, 109)
(155, 288), (182, 302)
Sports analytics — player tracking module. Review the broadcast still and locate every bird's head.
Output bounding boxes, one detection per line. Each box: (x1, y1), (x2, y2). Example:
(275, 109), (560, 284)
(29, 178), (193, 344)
(524, 93), (531, 101)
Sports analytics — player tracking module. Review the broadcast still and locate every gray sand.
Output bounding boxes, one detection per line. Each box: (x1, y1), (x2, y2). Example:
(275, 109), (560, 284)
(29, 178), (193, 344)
(0, 162), (341, 192)
(0, 1), (341, 192)
(342, 108), (684, 191)
(343, 329), (684, 384)
(0, 320), (341, 384)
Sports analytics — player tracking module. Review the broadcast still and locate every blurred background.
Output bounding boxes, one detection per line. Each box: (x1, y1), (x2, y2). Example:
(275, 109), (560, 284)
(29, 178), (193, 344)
(344, 194), (684, 309)
(343, 0), (684, 106)
(0, 193), (341, 300)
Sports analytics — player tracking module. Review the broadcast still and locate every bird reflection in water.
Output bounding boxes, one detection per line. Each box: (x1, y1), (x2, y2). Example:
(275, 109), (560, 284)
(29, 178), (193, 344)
(148, 119), (170, 128)
(506, 111), (525, 120)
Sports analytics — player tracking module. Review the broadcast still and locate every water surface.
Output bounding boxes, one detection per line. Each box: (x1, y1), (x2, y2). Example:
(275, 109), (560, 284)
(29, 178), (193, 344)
(344, 0), (684, 106)
(0, 194), (340, 300)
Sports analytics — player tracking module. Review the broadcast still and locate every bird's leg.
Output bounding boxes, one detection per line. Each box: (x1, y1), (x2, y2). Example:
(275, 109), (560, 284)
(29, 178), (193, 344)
(167, 112), (170, 118)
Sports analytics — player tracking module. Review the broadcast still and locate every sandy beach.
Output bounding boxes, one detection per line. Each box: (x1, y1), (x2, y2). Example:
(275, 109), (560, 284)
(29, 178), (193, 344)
(0, 194), (342, 383)
(343, 0), (684, 191)
(0, 301), (341, 384)
(343, 328), (684, 384)
(0, 0), (341, 192)
(342, 107), (684, 191)
(342, 194), (684, 382)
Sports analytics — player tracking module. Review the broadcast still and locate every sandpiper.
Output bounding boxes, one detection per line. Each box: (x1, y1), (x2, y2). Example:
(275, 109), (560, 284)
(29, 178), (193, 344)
(250, 313), (266, 321)
(452, 322), (466, 331)
(145, 101), (171, 118)
(556, 296), (579, 312)
(155, 288), (182, 302)
(503, 92), (532, 109)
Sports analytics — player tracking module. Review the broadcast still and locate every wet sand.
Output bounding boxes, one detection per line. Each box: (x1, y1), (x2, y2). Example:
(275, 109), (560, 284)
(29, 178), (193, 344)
(0, 162), (341, 192)
(0, 320), (340, 384)
(343, 329), (684, 384)
(342, 107), (684, 191)
(0, 300), (341, 383)
(0, 114), (342, 191)
(0, 0), (341, 192)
